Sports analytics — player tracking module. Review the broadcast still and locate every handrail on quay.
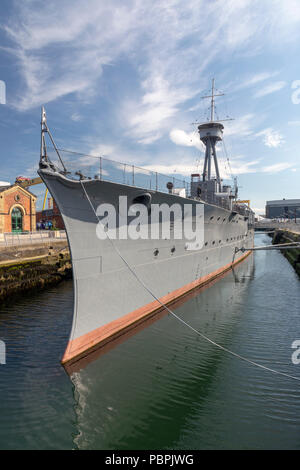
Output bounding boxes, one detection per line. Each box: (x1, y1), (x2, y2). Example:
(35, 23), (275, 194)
(0, 230), (67, 247)
(255, 220), (300, 234)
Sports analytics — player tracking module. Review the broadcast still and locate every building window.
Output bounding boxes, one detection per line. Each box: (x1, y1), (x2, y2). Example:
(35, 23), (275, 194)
(11, 207), (23, 232)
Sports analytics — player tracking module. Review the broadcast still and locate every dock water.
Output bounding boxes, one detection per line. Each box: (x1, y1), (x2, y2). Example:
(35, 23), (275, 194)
(0, 233), (299, 449)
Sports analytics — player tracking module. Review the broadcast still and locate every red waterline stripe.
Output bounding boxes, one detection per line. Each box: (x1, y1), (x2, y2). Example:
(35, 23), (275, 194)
(61, 250), (251, 366)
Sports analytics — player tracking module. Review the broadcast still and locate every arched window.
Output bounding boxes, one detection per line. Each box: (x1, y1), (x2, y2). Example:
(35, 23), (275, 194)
(11, 207), (23, 232)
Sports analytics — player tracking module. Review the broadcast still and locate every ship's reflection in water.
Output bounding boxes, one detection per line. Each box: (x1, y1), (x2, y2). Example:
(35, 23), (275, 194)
(69, 236), (300, 450)
(71, 256), (255, 450)
(0, 234), (299, 450)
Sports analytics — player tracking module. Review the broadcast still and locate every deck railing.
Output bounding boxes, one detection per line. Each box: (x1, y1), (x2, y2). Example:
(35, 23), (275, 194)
(49, 149), (191, 197)
(46, 148), (253, 217)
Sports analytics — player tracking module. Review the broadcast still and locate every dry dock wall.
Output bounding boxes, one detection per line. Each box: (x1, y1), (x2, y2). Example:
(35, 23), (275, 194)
(272, 229), (300, 277)
(0, 241), (71, 303)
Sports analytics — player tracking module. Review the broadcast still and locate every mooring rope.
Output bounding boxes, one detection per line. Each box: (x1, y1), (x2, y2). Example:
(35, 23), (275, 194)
(239, 242), (300, 252)
(80, 180), (300, 383)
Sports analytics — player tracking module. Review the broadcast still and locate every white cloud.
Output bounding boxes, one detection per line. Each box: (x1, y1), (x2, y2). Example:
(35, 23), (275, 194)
(262, 162), (293, 173)
(169, 115), (256, 151)
(253, 208), (266, 216)
(168, 123), (261, 178)
(141, 153), (260, 179)
(5, 1), (141, 110)
(87, 141), (143, 165)
(169, 129), (204, 151)
(237, 71), (280, 89)
(4, 3), (298, 103)
(254, 81), (287, 98)
(256, 128), (284, 147)
(4, 0), (300, 150)
(71, 113), (82, 122)
(123, 75), (198, 144)
(219, 157), (260, 177)
(88, 143), (115, 157)
(225, 114), (255, 137)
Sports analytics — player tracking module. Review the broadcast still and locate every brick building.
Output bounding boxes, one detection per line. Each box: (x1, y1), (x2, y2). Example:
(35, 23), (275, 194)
(36, 198), (65, 230)
(0, 184), (37, 233)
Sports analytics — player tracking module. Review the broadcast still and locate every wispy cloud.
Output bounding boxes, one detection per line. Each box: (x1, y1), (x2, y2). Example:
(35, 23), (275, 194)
(142, 155), (260, 179)
(5, 0), (300, 147)
(225, 114), (256, 137)
(71, 113), (82, 122)
(256, 128), (284, 147)
(262, 162), (293, 173)
(169, 128), (204, 151)
(235, 71), (280, 90)
(88, 143), (115, 157)
(5, 1), (142, 110)
(254, 80), (287, 98)
(123, 76), (197, 144)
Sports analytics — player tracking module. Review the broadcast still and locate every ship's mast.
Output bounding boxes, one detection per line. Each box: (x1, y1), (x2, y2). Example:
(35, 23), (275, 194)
(202, 78), (224, 123)
(39, 106), (67, 173)
(40, 106), (48, 162)
(197, 79), (225, 192)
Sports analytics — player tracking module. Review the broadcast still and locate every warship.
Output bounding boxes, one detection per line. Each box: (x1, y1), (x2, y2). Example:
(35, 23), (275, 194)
(38, 80), (254, 368)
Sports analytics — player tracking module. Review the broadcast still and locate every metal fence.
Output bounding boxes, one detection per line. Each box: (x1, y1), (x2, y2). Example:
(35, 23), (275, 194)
(255, 220), (300, 233)
(48, 149), (191, 196)
(0, 230), (67, 247)
(46, 148), (253, 216)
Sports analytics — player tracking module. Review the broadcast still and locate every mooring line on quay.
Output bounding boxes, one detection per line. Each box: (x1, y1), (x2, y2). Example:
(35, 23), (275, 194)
(238, 242), (300, 252)
(81, 180), (300, 384)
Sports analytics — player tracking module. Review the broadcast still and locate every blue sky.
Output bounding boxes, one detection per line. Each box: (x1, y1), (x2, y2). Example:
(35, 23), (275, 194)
(0, 0), (300, 213)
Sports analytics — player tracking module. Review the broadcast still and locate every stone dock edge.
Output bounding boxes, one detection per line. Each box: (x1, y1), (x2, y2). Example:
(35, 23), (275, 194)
(0, 240), (71, 304)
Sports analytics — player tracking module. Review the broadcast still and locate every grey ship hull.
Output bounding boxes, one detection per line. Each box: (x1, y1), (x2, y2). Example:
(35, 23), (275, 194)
(38, 167), (254, 366)
(71, 254), (254, 447)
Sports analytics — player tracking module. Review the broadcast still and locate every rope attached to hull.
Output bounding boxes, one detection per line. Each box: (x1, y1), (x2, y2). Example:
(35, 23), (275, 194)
(80, 180), (300, 383)
(239, 242), (300, 252)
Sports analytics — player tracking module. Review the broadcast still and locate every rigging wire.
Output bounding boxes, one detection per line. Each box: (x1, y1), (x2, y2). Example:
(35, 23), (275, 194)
(79, 179), (300, 384)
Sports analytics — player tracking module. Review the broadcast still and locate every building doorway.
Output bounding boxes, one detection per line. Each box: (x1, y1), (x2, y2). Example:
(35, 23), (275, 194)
(11, 207), (23, 232)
